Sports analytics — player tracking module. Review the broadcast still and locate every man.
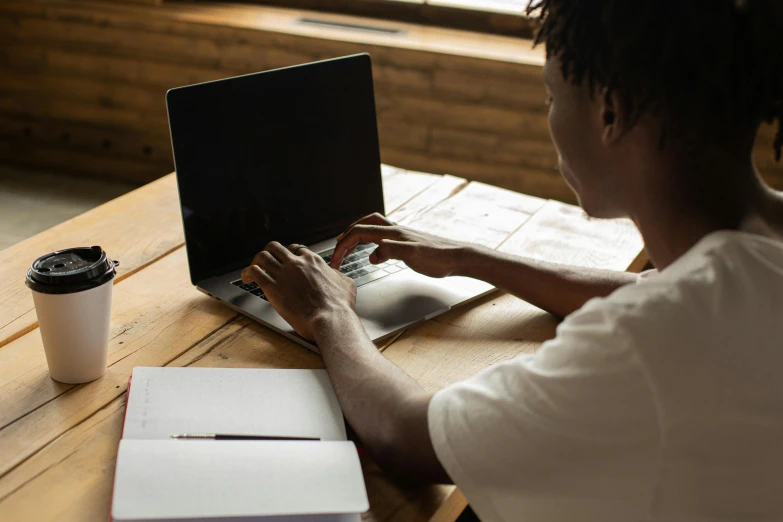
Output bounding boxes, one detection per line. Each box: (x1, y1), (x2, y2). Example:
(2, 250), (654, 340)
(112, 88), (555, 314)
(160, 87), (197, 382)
(242, 1), (783, 520)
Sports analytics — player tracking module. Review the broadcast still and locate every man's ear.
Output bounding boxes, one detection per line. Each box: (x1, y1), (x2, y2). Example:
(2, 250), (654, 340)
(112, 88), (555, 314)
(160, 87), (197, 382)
(600, 89), (628, 147)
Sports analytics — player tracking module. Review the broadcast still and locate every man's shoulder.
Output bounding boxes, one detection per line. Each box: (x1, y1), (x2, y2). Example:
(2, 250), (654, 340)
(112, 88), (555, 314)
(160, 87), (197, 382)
(563, 230), (783, 365)
(591, 230), (783, 316)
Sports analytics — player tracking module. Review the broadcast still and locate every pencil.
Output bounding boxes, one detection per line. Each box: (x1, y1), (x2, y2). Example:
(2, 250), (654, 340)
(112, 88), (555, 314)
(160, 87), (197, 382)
(170, 433), (320, 441)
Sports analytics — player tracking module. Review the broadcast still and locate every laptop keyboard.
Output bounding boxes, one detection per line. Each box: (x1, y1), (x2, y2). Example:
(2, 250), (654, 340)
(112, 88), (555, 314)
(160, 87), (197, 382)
(231, 243), (409, 301)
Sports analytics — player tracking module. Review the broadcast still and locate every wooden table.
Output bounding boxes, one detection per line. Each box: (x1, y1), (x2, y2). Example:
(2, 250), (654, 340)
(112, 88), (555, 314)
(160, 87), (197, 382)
(0, 165), (646, 522)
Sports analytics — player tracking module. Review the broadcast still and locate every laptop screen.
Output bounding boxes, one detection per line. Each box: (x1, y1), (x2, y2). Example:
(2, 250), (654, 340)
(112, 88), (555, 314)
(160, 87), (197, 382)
(167, 54), (384, 284)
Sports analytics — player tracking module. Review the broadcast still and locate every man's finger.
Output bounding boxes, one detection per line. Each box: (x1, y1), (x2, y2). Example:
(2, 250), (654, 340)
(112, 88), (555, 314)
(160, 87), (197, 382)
(370, 239), (412, 264)
(331, 225), (400, 269)
(241, 265), (274, 286)
(332, 225), (394, 268)
(337, 212), (393, 241)
(265, 241), (294, 263)
(251, 250), (282, 275)
(287, 243), (309, 256)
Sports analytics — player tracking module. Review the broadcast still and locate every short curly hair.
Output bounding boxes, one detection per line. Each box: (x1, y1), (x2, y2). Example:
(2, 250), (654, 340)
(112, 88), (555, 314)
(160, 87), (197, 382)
(526, 0), (783, 160)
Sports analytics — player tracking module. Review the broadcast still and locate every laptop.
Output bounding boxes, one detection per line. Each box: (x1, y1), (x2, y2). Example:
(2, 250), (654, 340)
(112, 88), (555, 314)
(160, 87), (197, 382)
(166, 54), (494, 351)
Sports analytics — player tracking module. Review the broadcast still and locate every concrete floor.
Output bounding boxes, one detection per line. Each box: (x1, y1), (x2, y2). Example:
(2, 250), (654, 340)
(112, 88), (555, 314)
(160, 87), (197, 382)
(0, 166), (139, 251)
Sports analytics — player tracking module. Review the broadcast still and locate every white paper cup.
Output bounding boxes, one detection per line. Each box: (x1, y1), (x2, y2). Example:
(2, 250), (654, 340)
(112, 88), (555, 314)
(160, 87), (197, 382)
(26, 246), (118, 384)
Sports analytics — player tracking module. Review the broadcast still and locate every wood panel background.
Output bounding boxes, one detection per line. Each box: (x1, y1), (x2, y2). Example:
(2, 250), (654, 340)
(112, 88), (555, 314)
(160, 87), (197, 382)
(1, 0), (781, 203)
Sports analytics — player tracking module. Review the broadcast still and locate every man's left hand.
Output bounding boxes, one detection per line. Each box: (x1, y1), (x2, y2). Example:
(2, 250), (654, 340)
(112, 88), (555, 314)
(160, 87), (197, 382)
(241, 242), (356, 340)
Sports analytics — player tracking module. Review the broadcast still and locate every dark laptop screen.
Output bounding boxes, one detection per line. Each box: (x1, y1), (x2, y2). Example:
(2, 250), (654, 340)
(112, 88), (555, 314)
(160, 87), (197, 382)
(167, 54), (384, 284)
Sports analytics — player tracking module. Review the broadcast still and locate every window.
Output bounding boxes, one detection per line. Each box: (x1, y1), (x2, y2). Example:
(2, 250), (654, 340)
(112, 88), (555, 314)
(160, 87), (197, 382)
(233, 0), (534, 37)
(428, 0), (527, 16)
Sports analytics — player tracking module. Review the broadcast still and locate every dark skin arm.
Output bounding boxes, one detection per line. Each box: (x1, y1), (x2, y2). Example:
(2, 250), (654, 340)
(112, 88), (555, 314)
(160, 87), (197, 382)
(310, 312), (450, 484)
(330, 213), (636, 319)
(241, 214), (637, 484)
(241, 241), (450, 484)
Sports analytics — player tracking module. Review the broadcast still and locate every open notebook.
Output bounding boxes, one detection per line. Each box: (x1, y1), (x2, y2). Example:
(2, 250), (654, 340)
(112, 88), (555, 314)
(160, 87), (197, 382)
(111, 367), (369, 522)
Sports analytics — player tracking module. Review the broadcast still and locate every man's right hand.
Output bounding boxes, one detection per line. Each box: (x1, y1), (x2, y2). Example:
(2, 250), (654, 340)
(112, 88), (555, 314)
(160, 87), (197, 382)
(330, 213), (470, 279)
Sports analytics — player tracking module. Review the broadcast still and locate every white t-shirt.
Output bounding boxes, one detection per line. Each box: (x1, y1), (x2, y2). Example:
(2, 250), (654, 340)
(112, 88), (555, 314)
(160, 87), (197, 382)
(428, 231), (783, 522)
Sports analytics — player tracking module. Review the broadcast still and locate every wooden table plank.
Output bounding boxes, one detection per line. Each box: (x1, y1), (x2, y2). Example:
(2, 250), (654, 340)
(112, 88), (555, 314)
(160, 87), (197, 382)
(0, 169), (645, 522)
(0, 398), (126, 520)
(0, 168), (482, 520)
(0, 259), (456, 519)
(0, 246), (421, 483)
(0, 249), (240, 479)
(0, 165), (433, 353)
(429, 489), (469, 522)
(0, 167), (458, 446)
(0, 174), (183, 350)
(0, 315), (453, 522)
(0, 248), (233, 434)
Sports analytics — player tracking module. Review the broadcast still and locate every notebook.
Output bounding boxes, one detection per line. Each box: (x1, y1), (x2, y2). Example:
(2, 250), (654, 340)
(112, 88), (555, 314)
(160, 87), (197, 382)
(111, 367), (369, 522)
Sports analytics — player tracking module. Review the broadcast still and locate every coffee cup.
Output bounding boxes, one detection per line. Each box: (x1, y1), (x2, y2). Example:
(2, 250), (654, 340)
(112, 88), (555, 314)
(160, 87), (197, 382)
(25, 246), (119, 384)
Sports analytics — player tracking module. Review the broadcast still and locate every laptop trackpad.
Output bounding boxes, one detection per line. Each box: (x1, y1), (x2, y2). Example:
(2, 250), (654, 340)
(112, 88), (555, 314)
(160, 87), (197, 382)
(355, 271), (467, 329)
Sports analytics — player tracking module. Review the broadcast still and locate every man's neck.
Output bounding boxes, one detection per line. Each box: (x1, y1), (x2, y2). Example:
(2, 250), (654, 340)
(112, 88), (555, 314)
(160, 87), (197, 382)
(628, 163), (779, 270)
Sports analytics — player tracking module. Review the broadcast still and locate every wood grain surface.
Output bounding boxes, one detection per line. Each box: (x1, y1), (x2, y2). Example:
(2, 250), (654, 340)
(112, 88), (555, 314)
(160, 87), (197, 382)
(0, 175), (183, 350)
(0, 167), (646, 522)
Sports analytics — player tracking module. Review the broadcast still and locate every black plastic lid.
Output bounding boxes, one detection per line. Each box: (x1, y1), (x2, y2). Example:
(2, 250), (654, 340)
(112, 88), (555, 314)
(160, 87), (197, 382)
(25, 246), (120, 295)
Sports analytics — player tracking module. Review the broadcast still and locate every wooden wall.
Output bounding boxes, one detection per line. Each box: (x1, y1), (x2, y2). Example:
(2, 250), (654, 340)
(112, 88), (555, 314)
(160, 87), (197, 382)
(1, 0), (781, 204)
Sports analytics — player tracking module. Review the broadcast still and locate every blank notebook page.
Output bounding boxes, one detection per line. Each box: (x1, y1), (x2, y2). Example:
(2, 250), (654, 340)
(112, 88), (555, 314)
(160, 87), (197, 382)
(123, 367), (347, 441)
(112, 439), (367, 522)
